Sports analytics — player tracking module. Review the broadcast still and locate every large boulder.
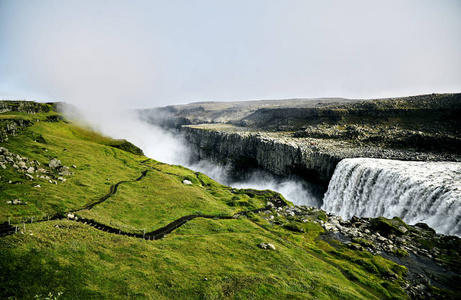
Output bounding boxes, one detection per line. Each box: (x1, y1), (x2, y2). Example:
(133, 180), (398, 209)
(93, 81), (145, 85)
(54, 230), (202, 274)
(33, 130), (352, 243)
(369, 217), (410, 237)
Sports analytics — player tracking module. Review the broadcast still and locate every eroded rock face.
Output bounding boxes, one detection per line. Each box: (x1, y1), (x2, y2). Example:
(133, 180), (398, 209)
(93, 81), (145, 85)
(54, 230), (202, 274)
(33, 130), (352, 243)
(183, 126), (339, 184)
(0, 119), (32, 142)
(0, 101), (53, 142)
(0, 101), (51, 114)
(182, 125), (459, 185)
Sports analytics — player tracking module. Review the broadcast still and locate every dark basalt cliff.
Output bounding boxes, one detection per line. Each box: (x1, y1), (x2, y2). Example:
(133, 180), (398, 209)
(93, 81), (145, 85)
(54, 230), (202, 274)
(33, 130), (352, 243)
(182, 124), (460, 186)
(182, 126), (339, 184)
(141, 93), (461, 185)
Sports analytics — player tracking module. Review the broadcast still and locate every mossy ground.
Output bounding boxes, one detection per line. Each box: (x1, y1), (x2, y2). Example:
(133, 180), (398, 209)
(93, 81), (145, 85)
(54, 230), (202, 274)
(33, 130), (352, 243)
(0, 103), (408, 299)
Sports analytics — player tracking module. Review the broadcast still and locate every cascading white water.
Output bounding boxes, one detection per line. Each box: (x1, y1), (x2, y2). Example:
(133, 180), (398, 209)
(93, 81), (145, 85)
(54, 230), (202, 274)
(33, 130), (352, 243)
(322, 158), (461, 237)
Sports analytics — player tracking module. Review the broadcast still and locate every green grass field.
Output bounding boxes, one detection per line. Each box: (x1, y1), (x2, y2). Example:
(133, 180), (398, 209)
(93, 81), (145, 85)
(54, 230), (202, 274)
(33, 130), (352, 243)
(0, 102), (408, 299)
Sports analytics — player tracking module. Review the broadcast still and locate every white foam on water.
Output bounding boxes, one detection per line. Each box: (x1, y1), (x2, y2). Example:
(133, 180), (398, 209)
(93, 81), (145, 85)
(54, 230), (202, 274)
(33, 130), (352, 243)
(322, 158), (461, 236)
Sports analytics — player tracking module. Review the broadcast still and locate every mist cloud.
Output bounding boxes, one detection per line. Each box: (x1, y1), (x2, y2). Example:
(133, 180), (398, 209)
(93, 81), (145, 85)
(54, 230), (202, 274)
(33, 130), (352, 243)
(59, 103), (321, 206)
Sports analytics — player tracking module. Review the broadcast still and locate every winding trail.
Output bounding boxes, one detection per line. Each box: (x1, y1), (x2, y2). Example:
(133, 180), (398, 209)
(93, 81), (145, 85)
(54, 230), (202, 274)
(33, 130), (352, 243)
(69, 166), (288, 240)
(2, 168), (288, 241)
(78, 170), (148, 211)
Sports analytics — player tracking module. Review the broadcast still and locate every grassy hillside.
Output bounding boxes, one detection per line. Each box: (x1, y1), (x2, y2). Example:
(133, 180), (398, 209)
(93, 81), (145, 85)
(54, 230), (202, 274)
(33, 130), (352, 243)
(0, 101), (410, 299)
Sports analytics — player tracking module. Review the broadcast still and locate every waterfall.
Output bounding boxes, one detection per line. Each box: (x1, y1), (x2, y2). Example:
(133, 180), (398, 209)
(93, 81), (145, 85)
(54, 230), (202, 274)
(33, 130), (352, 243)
(322, 158), (461, 236)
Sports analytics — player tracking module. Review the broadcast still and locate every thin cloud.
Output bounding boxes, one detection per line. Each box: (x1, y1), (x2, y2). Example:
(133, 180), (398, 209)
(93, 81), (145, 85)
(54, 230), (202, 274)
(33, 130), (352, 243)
(0, 0), (460, 108)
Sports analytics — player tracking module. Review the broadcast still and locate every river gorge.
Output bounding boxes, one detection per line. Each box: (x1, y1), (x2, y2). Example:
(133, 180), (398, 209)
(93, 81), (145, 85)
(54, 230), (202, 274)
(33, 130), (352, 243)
(140, 93), (461, 237)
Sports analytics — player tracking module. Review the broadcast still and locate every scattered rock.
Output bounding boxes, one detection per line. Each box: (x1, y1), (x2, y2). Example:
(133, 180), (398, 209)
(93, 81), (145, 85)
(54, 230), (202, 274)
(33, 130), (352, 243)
(266, 243), (276, 250)
(49, 158), (61, 169)
(258, 243), (276, 250)
(59, 166), (72, 176)
(9, 199), (27, 205)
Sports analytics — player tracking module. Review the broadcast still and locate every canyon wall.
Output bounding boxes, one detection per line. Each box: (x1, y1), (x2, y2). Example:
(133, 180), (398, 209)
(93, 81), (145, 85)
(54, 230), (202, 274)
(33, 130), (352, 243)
(182, 126), (341, 185)
(143, 93), (460, 185)
(182, 124), (458, 186)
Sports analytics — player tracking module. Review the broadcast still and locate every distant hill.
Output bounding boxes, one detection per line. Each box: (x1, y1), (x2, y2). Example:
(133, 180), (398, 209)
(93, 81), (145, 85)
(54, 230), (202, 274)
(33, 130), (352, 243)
(140, 93), (461, 133)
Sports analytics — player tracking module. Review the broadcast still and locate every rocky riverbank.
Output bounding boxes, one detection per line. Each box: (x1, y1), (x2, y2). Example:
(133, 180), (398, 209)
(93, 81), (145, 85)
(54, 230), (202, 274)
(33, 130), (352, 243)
(262, 204), (461, 299)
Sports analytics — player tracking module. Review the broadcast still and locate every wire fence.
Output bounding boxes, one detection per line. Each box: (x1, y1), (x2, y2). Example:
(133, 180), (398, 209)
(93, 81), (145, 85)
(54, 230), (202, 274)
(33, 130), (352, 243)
(2, 203), (280, 239)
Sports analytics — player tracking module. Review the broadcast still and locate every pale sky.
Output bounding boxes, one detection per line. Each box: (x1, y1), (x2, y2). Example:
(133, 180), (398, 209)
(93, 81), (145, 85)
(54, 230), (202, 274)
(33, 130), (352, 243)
(1, 0), (460, 109)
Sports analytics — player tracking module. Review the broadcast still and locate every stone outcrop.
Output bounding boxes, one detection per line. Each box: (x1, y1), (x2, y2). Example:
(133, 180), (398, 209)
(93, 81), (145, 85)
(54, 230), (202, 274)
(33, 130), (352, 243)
(294, 124), (461, 154)
(182, 125), (460, 185)
(0, 100), (52, 114)
(0, 101), (58, 142)
(0, 119), (33, 142)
